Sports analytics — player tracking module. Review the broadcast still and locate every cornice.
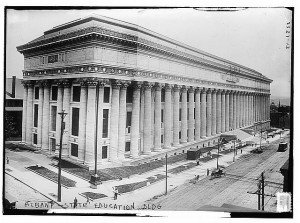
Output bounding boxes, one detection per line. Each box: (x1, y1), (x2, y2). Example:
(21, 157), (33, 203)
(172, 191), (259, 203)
(22, 64), (270, 93)
(17, 25), (272, 84)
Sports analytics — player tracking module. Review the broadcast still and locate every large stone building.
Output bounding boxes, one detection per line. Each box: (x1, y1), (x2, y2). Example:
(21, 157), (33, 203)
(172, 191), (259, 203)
(17, 15), (272, 168)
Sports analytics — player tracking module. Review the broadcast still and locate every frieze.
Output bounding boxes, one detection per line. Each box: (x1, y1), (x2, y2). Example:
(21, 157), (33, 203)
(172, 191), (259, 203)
(17, 25), (270, 83)
(23, 64), (270, 93)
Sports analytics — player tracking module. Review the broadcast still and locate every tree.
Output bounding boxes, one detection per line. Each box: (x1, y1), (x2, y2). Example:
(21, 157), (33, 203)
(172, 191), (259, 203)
(4, 112), (18, 140)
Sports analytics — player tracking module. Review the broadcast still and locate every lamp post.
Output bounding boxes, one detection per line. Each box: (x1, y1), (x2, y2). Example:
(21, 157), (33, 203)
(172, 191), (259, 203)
(57, 110), (67, 202)
(233, 140), (236, 162)
(165, 153), (168, 195)
(216, 137), (223, 169)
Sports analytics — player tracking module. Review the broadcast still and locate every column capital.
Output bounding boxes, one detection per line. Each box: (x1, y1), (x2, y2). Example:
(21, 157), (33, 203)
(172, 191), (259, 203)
(133, 81), (143, 89)
(41, 80), (51, 87)
(143, 81), (154, 89)
(164, 83), (173, 91)
(188, 86), (194, 93)
(154, 82), (164, 91)
(221, 89), (226, 95)
(173, 84), (182, 92)
(111, 79), (123, 89)
(216, 88), (222, 94)
(211, 88), (217, 94)
(201, 87), (207, 94)
(55, 79), (72, 88)
(120, 80), (131, 89)
(206, 88), (212, 94)
(21, 80), (35, 88)
(195, 87), (201, 93)
(181, 85), (188, 93)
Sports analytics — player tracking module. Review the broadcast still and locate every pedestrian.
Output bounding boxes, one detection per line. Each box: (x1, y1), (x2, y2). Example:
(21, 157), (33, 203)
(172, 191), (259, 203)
(86, 195), (90, 204)
(6, 157), (9, 164)
(73, 197), (78, 208)
(241, 149), (243, 154)
(196, 175), (200, 181)
(113, 187), (119, 200)
(207, 169), (209, 176)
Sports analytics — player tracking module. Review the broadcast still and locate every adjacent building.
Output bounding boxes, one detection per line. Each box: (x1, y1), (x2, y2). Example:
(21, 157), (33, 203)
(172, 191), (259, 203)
(17, 15), (272, 168)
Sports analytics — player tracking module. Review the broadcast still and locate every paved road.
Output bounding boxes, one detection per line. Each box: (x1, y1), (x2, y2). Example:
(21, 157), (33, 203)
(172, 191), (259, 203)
(149, 134), (290, 211)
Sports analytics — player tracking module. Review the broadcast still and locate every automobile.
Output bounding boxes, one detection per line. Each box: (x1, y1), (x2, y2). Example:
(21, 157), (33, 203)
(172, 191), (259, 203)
(277, 142), (288, 152)
(250, 147), (263, 154)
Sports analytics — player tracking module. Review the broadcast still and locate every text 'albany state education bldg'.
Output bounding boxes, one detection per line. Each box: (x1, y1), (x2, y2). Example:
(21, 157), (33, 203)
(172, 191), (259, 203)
(17, 15), (272, 168)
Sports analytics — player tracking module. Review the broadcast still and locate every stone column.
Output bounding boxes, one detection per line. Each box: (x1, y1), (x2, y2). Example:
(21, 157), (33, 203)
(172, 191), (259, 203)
(200, 88), (207, 138)
(173, 85), (180, 146)
(239, 92), (243, 127)
(211, 89), (217, 136)
(143, 82), (153, 154)
(236, 91), (240, 128)
(164, 84), (172, 148)
(232, 91), (237, 130)
(221, 90), (226, 133)
(78, 80), (88, 162)
(36, 83), (44, 149)
(130, 82), (142, 158)
(195, 87), (201, 141)
(229, 91), (234, 130)
(42, 81), (50, 151)
(188, 87), (195, 141)
(254, 94), (257, 122)
(250, 94), (253, 124)
(181, 86), (188, 143)
(21, 82), (28, 143)
(244, 93), (247, 126)
(118, 81), (130, 160)
(206, 89), (212, 137)
(85, 78), (98, 165)
(225, 90), (230, 132)
(109, 80), (121, 161)
(96, 79), (107, 164)
(55, 81), (64, 148)
(154, 83), (162, 151)
(25, 82), (34, 144)
(216, 89), (222, 134)
(62, 80), (71, 156)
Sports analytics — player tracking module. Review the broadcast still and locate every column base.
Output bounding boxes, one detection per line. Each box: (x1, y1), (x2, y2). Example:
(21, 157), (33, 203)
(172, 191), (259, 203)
(153, 147), (162, 152)
(143, 151), (151, 155)
(130, 154), (139, 159)
(180, 140), (187, 144)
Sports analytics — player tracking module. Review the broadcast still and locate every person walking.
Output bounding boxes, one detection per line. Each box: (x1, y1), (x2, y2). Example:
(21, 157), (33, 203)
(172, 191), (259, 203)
(207, 168), (210, 176)
(113, 187), (119, 200)
(73, 197), (78, 208)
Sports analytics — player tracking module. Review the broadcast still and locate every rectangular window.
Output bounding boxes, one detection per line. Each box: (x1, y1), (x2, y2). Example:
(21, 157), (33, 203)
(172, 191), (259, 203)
(102, 109), (109, 138)
(161, 90), (165, 102)
(51, 86), (58, 101)
(50, 138), (56, 152)
(125, 142), (131, 152)
(35, 87), (39, 99)
(187, 93), (189, 102)
(179, 131), (181, 139)
(161, 109), (164, 123)
(33, 133), (37, 145)
(126, 112), (132, 133)
(187, 108), (189, 120)
(72, 86), (81, 102)
(180, 93), (182, 102)
(48, 54), (58, 63)
(71, 107), (80, 136)
(71, 143), (78, 157)
(126, 87), (133, 103)
(34, 104), (38, 127)
(179, 108), (182, 121)
(51, 106), (57, 131)
(103, 87), (110, 103)
(102, 146), (108, 159)
(194, 108), (196, 119)
(161, 134), (164, 143)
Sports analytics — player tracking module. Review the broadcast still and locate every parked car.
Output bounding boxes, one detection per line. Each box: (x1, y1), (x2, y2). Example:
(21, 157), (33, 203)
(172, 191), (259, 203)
(277, 142), (288, 152)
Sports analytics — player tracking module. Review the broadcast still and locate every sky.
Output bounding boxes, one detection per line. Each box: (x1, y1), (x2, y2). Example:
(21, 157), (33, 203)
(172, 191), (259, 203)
(6, 8), (292, 99)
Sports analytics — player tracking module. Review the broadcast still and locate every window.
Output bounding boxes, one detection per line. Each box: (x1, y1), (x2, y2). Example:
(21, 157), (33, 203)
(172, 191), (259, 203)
(34, 104), (38, 127)
(104, 87), (110, 103)
(71, 143), (78, 157)
(102, 109), (109, 138)
(33, 133), (37, 145)
(35, 87), (39, 99)
(126, 87), (133, 103)
(50, 138), (56, 152)
(179, 108), (182, 121)
(51, 106), (57, 131)
(161, 109), (164, 123)
(102, 146), (108, 159)
(125, 142), (131, 152)
(126, 111), (132, 133)
(161, 89), (165, 102)
(187, 93), (189, 102)
(71, 107), (80, 136)
(72, 86), (81, 102)
(161, 135), (163, 143)
(51, 86), (58, 101)
(194, 108), (196, 119)
(180, 93), (182, 102)
(187, 108), (189, 120)
(48, 54), (58, 63)
(179, 131), (181, 139)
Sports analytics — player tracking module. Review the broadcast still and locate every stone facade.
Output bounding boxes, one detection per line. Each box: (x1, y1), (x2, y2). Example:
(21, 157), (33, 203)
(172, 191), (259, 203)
(17, 15), (272, 168)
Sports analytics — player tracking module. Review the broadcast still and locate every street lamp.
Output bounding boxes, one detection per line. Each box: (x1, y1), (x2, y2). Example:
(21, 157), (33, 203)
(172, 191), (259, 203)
(216, 137), (224, 169)
(57, 110), (67, 202)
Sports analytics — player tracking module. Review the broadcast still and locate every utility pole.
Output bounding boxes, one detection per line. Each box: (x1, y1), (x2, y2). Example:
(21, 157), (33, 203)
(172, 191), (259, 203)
(258, 182), (261, 210)
(233, 140), (236, 162)
(165, 153), (168, 195)
(57, 110), (67, 202)
(216, 137), (222, 169)
(261, 172), (265, 211)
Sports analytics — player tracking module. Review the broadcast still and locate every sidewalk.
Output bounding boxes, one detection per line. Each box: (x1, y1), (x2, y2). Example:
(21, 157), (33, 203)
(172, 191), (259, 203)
(4, 130), (288, 209)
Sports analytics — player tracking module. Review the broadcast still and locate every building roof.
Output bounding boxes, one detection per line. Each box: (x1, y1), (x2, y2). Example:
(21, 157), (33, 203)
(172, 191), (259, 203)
(17, 14), (272, 83)
(5, 77), (24, 100)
